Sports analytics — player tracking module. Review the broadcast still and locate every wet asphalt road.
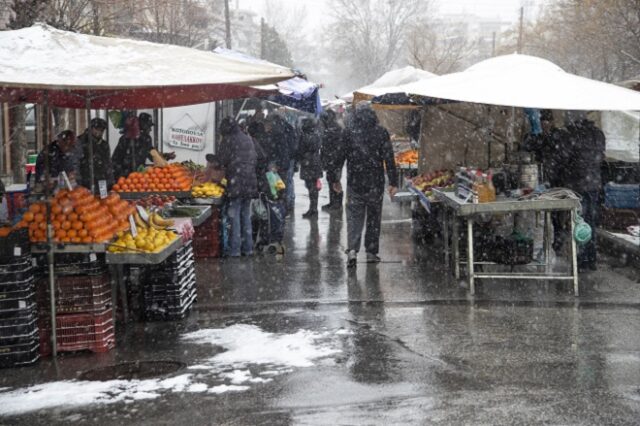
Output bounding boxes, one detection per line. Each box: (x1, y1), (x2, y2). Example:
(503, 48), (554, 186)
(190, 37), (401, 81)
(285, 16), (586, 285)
(2, 181), (640, 425)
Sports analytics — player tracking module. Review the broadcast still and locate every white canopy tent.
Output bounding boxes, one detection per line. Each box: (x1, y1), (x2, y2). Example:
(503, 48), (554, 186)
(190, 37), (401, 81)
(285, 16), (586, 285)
(342, 66), (436, 103)
(396, 54), (640, 111)
(0, 24), (294, 108)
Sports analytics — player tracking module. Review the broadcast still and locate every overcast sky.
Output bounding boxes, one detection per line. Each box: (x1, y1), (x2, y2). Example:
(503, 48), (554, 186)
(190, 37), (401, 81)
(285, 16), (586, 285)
(236, 0), (531, 26)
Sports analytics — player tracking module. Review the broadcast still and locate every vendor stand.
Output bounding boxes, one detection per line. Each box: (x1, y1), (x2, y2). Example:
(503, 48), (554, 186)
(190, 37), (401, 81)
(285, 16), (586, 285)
(375, 53), (640, 296)
(435, 189), (581, 295)
(0, 24), (294, 360)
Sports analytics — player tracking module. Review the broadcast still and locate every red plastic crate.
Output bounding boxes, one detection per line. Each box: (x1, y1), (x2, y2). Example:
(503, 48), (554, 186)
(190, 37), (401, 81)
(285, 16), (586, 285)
(36, 275), (112, 314)
(39, 309), (115, 355)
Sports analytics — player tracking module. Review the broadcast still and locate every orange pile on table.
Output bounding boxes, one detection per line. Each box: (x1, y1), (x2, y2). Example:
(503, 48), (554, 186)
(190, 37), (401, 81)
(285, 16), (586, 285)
(395, 149), (418, 166)
(112, 164), (192, 193)
(14, 186), (134, 243)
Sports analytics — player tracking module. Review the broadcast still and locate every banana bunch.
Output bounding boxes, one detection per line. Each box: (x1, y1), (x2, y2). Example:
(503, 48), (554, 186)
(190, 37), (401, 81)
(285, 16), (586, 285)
(149, 212), (174, 230)
(192, 182), (225, 198)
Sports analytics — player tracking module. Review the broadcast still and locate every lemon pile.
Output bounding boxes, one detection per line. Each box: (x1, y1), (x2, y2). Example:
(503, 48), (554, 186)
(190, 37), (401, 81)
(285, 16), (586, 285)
(108, 228), (178, 253)
(191, 182), (225, 198)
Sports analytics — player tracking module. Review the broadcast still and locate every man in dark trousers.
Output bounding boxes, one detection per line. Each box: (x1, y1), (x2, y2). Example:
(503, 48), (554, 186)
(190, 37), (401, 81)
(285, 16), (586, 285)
(329, 104), (398, 267)
(218, 117), (258, 257)
(320, 109), (344, 211)
(564, 112), (606, 271)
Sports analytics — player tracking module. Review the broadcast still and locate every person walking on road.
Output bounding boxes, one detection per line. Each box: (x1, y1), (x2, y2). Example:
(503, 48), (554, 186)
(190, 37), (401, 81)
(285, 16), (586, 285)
(219, 117), (258, 258)
(329, 104), (398, 267)
(297, 118), (323, 219)
(320, 109), (344, 211)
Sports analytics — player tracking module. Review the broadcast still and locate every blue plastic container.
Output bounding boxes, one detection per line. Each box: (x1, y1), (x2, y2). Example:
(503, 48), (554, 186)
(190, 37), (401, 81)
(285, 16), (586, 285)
(604, 182), (640, 209)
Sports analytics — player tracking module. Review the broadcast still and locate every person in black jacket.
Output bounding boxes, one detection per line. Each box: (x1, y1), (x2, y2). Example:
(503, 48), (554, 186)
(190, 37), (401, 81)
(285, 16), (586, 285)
(219, 117), (258, 257)
(564, 113), (606, 271)
(297, 118), (323, 218)
(329, 104), (398, 267)
(77, 118), (114, 192)
(35, 130), (76, 183)
(320, 109), (344, 211)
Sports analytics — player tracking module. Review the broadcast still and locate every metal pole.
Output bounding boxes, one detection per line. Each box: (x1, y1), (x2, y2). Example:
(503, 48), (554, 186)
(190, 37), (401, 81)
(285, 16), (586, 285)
(224, 0), (232, 49)
(85, 97), (95, 193)
(517, 6), (524, 54)
(43, 91), (57, 356)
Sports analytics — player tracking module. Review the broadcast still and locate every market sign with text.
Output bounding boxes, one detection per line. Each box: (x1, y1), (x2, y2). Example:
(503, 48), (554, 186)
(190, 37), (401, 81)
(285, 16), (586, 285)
(168, 127), (205, 151)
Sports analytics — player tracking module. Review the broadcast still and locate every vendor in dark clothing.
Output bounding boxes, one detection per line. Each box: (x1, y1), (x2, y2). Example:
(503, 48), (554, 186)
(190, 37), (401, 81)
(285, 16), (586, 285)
(564, 113), (605, 272)
(112, 113), (174, 180)
(77, 117), (114, 191)
(320, 110), (344, 211)
(35, 130), (76, 183)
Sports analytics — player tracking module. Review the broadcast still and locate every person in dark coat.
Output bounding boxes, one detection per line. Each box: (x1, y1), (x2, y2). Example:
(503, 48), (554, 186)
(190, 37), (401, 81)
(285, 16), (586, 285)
(329, 104), (398, 267)
(77, 118), (114, 192)
(35, 130), (76, 183)
(112, 113), (175, 180)
(297, 118), (323, 218)
(247, 120), (270, 196)
(218, 117), (258, 257)
(320, 109), (344, 211)
(264, 114), (291, 175)
(564, 113), (605, 271)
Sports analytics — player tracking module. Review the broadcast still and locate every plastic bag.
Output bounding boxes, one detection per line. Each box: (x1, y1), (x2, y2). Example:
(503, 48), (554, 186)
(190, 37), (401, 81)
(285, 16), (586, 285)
(266, 171), (285, 199)
(251, 198), (268, 221)
(316, 178), (322, 190)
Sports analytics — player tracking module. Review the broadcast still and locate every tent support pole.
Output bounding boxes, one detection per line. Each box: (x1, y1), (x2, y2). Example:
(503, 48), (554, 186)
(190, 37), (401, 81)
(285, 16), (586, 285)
(86, 97), (95, 193)
(43, 91), (57, 357)
(234, 99), (248, 121)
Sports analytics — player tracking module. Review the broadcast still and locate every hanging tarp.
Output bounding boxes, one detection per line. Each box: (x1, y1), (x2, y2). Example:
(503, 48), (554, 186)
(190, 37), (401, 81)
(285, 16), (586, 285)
(389, 54), (640, 111)
(213, 48), (321, 115)
(0, 24), (294, 108)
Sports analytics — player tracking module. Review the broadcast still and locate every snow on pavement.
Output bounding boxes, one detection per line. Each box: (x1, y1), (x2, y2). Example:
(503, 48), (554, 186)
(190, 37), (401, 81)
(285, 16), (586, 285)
(0, 324), (345, 416)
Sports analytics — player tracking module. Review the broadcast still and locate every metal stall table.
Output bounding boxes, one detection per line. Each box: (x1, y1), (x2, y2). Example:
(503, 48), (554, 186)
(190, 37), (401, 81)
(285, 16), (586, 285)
(105, 237), (183, 324)
(434, 190), (582, 296)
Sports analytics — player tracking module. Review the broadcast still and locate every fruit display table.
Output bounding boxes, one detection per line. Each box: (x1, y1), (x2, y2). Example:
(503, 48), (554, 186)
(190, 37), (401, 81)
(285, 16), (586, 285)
(105, 235), (182, 265)
(118, 191), (192, 200)
(433, 189), (581, 296)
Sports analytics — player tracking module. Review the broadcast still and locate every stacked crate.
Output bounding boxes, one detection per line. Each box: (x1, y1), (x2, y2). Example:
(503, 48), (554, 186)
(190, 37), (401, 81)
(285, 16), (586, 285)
(37, 253), (115, 355)
(142, 241), (197, 320)
(192, 208), (221, 258)
(0, 229), (39, 368)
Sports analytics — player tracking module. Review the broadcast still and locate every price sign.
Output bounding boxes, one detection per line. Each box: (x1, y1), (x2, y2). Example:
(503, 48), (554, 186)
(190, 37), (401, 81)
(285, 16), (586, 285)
(61, 171), (73, 191)
(129, 215), (138, 237)
(13, 246), (22, 257)
(98, 180), (108, 199)
(89, 253), (97, 262)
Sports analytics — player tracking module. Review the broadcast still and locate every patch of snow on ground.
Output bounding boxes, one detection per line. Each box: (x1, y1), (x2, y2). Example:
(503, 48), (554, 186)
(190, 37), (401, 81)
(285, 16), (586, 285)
(207, 384), (250, 394)
(0, 324), (342, 416)
(182, 324), (341, 368)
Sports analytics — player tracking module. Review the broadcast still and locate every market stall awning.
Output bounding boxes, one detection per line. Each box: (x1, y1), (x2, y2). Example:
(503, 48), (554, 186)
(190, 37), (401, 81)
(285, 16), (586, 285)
(342, 66), (436, 103)
(0, 24), (295, 109)
(386, 54), (640, 111)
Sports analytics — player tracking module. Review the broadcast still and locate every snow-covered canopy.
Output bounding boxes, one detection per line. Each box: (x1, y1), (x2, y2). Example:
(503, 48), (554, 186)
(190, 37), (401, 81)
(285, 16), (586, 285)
(395, 54), (640, 111)
(0, 24), (294, 109)
(342, 66), (437, 102)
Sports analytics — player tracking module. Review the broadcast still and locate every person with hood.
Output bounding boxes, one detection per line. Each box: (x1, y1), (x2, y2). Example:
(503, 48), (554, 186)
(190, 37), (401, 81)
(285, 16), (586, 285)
(297, 118), (323, 218)
(329, 104), (398, 267)
(218, 117), (258, 257)
(247, 120), (270, 196)
(564, 112), (605, 271)
(320, 109), (344, 211)
(77, 117), (114, 191)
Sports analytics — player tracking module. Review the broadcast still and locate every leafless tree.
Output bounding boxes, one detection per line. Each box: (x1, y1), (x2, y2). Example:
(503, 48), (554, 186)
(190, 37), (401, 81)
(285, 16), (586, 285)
(499, 0), (640, 82)
(325, 0), (431, 87)
(407, 23), (477, 74)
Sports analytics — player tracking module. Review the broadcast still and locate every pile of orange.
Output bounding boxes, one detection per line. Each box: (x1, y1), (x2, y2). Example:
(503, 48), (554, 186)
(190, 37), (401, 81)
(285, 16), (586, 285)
(395, 149), (418, 166)
(112, 164), (192, 193)
(14, 186), (135, 243)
